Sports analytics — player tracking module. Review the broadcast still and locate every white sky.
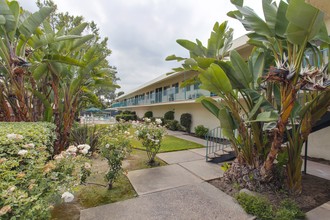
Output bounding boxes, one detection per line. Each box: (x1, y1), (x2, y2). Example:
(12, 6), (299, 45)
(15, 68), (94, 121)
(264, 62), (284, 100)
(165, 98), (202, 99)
(17, 0), (264, 94)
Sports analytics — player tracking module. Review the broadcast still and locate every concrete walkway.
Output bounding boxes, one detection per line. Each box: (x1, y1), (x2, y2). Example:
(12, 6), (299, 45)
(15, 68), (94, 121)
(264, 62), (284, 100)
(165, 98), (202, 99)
(80, 182), (250, 220)
(81, 130), (330, 219)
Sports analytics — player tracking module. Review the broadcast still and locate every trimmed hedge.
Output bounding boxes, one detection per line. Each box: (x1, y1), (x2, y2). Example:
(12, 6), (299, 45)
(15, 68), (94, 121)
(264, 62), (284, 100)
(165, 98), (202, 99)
(116, 111), (137, 121)
(144, 111), (153, 118)
(164, 111), (175, 120)
(180, 113), (192, 133)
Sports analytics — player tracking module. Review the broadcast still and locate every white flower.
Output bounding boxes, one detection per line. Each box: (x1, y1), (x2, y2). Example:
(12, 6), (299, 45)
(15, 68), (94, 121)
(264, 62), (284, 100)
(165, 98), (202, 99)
(144, 118), (151, 123)
(124, 131), (130, 135)
(84, 162), (91, 170)
(7, 133), (24, 140)
(22, 143), (35, 149)
(78, 144), (91, 151)
(8, 186), (16, 193)
(54, 153), (64, 160)
(155, 140), (160, 144)
(61, 192), (74, 203)
(66, 145), (77, 153)
(18, 149), (28, 156)
(155, 118), (162, 125)
(80, 148), (89, 155)
(105, 144), (110, 148)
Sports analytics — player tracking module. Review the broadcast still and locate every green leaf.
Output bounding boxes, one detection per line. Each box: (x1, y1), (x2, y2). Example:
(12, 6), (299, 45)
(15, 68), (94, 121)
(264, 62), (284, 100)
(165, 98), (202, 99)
(249, 111), (279, 122)
(275, 0), (289, 37)
(233, 4), (273, 38)
(44, 55), (85, 67)
(7, 1), (20, 41)
(0, 15), (5, 25)
(0, 0), (15, 34)
(230, 0), (243, 7)
(218, 107), (236, 139)
(33, 63), (48, 80)
(262, 0), (277, 34)
(199, 97), (220, 118)
(199, 63), (232, 95)
(230, 50), (252, 88)
(18, 7), (54, 40)
(165, 54), (185, 61)
(68, 22), (88, 35)
(286, 0), (324, 45)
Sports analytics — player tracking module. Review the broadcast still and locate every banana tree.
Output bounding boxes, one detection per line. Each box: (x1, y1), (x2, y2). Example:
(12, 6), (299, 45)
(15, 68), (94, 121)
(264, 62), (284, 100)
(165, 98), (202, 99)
(228, 0), (330, 193)
(28, 20), (118, 153)
(0, 0), (54, 121)
(167, 21), (277, 167)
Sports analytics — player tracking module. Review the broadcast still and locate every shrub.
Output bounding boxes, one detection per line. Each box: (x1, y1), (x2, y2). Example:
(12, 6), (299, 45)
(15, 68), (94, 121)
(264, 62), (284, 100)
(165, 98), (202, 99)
(151, 117), (164, 125)
(236, 192), (273, 220)
(180, 113), (192, 133)
(0, 122), (89, 219)
(99, 123), (132, 189)
(144, 111), (153, 118)
(115, 111), (137, 122)
(136, 120), (166, 165)
(194, 125), (209, 138)
(165, 120), (180, 131)
(164, 111), (175, 120)
(236, 193), (304, 220)
(275, 199), (305, 220)
(70, 124), (100, 153)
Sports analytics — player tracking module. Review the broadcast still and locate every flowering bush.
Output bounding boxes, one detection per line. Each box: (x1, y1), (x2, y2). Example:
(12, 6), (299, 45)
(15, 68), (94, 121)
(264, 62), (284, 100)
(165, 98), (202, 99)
(136, 118), (166, 165)
(99, 123), (132, 189)
(0, 122), (90, 219)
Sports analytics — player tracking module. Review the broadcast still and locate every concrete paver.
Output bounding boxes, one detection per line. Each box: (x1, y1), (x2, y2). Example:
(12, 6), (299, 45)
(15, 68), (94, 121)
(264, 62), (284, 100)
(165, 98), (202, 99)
(127, 164), (203, 195)
(157, 150), (204, 164)
(304, 160), (330, 181)
(306, 201), (330, 220)
(179, 159), (224, 180)
(80, 182), (250, 220)
(189, 148), (206, 156)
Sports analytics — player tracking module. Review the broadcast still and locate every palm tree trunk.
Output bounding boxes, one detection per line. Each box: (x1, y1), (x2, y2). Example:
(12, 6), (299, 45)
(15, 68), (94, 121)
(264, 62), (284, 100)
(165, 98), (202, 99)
(261, 88), (296, 179)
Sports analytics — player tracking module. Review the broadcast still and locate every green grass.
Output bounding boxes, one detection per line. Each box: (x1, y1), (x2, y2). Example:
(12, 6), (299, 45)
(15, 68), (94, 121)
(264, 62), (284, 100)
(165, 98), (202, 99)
(131, 135), (204, 152)
(77, 173), (137, 208)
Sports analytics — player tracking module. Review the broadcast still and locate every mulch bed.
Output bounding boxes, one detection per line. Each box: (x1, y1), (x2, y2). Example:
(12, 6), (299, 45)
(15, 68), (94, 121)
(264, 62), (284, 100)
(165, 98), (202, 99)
(209, 173), (330, 212)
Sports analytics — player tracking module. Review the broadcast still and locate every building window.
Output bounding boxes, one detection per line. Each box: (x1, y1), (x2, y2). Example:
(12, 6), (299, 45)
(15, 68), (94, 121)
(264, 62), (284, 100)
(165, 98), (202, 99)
(186, 85), (191, 91)
(194, 82), (200, 90)
(163, 86), (169, 95)
(172, 83), (179, 94)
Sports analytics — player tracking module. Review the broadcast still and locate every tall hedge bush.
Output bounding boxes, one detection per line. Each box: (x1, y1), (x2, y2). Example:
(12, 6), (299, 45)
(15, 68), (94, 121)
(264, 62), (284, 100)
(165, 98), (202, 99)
(144, 111), (153, 118)
(180, 113), (192, 133)
(164, 111), (175, 120)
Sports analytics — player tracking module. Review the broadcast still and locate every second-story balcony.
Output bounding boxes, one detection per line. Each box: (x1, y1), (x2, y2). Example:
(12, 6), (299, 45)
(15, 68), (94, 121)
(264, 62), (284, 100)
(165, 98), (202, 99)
(112, 88), (213, 108)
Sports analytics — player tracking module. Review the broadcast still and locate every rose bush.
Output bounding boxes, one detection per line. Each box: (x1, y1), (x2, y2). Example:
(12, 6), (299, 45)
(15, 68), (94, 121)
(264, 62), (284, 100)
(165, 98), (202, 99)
(99, 123), (132, 189)
(136, 118), (166, 165)
(0, 122), (90, 219)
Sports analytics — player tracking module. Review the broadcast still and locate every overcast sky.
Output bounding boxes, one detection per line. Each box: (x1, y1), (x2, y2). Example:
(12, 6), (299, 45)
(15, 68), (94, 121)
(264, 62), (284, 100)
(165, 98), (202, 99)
(17, 0), (263, 94)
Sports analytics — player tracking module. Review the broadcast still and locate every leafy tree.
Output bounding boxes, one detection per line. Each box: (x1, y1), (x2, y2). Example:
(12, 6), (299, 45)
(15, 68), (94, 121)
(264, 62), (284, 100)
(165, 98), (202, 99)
(167, 0), (330, 194)
(0, 0), (119, 154)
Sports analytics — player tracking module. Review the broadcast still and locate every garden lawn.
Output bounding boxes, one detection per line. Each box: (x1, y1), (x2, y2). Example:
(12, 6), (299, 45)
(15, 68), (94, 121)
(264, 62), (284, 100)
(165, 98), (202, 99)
(131, 135), (204, 152)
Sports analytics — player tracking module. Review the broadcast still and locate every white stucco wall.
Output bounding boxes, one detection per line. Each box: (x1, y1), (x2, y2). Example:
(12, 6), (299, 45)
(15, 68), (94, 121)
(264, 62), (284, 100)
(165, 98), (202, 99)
(124, 102), (220, 132)
(302, 126), (330, 160)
